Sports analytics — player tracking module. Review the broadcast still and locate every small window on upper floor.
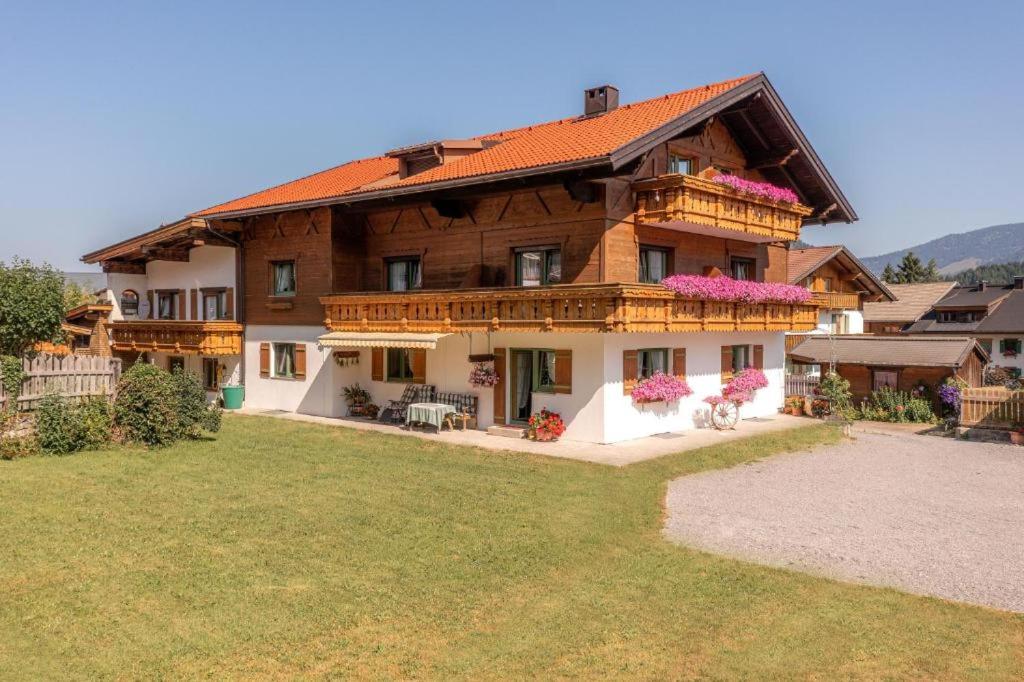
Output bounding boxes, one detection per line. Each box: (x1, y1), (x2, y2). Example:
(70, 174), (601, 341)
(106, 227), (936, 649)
(637, 348), (669, 379)
(515, 247), (561, 287)
(823, 277), (834, 292)
(272, 261), (296, 297)
(157, 291), (178, 320)
(730, 257), (755, 282)
(387, 258), (422, 291)
(667, 154), (695, 175)
(638, 246), (669, 284)
(120, 289), (139, 316)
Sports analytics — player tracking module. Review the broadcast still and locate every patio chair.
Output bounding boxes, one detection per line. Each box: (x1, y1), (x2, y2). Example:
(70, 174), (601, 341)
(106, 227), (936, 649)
(386, 383), (435, 424)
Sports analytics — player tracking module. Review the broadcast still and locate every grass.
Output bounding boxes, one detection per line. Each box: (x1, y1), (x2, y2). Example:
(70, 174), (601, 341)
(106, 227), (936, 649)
(1, 416), (1021, 679)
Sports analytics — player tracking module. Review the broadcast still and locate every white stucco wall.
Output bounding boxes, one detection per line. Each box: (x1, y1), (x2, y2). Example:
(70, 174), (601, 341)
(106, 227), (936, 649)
(105, 246), (236, 321)
(147, 351), (241, 399)
(989, 336), (1024, 372)
(243, 326), (786, 444)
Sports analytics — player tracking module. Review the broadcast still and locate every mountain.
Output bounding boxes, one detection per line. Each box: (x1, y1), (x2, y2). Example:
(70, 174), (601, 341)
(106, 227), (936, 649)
(861, 222), (1024, 277)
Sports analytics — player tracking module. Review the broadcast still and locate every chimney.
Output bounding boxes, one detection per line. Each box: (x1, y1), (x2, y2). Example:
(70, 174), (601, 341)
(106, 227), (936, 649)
(977, 280), (987, 291)
(1014, 276), (1024, 290)
(584, 85), (619, 117)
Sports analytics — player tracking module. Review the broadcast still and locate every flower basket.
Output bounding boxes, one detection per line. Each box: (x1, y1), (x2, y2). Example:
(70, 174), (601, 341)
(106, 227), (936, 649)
(468, 362), (499, 388)
(527, 408), (565, 442)
(660, 274), (811, 305)
(631, 371), (692, 405)
(1010, 429), (1024, 446)
(710, 174), (800, 204)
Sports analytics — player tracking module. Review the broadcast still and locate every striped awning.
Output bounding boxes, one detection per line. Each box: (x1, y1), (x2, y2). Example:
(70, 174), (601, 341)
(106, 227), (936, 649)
(317, 332), (451, 350)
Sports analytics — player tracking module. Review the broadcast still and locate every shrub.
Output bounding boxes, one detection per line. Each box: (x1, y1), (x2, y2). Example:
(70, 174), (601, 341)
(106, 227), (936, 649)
(985, 365), (1022, 390)
(818, 371), (854, 418)
(169, 367), (221, 438)
(113, 363), (182, 446)
(36, 393), (85, 454)
(858, 387), (935, 423)
(0, 435), (39, 460)
(113, 363), (221, 446)
(77, 396), (113, 450)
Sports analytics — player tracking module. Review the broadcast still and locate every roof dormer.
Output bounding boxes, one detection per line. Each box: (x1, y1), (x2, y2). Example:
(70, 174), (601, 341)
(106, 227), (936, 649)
(386, 139), (495, 179)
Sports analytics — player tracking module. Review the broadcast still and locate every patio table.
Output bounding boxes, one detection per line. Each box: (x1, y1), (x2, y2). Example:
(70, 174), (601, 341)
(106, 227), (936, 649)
(406, 402), (456, 432)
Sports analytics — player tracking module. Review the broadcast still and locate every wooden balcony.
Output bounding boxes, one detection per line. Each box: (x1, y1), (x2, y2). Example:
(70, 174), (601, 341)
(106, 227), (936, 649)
(810, 291), (861, 310)
(632, 174), (813, 241)
(110, 321), (244, 355)
(321, 283), (821, 334)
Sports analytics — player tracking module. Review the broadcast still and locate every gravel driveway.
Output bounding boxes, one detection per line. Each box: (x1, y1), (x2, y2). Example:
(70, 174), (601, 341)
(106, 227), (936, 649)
(664, 432), (1024, 612)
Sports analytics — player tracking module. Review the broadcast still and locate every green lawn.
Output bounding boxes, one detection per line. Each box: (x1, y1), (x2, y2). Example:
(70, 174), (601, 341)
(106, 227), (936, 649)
(1, 417), (1021, 679)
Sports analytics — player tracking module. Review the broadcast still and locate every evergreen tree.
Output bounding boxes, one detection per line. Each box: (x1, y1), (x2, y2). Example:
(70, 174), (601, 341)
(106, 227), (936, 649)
(894, 251), (938, 283)
(881, 263), (898, 284)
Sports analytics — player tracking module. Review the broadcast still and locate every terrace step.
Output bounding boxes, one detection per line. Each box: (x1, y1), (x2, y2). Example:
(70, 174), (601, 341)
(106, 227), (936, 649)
(487, 425), (527, 439)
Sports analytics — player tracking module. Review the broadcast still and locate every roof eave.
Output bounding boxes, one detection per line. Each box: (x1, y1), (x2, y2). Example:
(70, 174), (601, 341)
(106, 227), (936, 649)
(193, 157), (612, 220)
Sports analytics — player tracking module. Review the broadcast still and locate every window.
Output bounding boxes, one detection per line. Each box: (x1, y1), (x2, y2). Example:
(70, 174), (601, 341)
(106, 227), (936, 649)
(830, 313), (849, 335)
(1000, 338), (1022, 355)
(536, 350), (556, 392)
(168, 356), (185, 374)
(202, 358), (219, 390)
(386, 258), (422, 291)
(938, 310), (983, 323)
(730, 257), (755, 282)
(386, 348), (415, 382)
(637, 349), (669, 379)
(203, 290), (227, 320)
(120, 289), (139, 316)
(804, 276), (815, 290)
(638, 246), (669, 284)
(667, 154), (694, 175)
(732, 345), (752, 372)
(273, 343), (296, 378)
(515, 247), (561, 287)
(272, 261), (296, 296)
(823, 277), (834, 292)
(872, 369), (898, 391)
(157, 291), (178, 320)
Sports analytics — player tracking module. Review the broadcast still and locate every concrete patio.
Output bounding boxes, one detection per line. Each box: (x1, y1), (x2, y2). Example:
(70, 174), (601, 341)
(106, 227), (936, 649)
(233, 407), (814, 466)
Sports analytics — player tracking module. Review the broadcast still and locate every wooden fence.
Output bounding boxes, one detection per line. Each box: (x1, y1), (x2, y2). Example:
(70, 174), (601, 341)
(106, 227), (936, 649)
(960, 386), (1024, 430)
(0, 354), (122, 411)
(785, 373), (820, 396)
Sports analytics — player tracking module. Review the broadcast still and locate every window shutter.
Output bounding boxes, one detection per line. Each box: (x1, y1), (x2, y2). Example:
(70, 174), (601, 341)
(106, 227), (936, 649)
(672, 348), (687, 382)
(411, 349), (427, 384)
(178, 290), (187, 320)
(554, 349), (572, 394)
(493, 348), (506, 425)
(294, 343), (307, 379)
(190, 289), (198, 320)
(259, 342), (270, 377)
(225, 287), (235, 320)
(999, 339), (1006, 353)
(623, 349), (638, 395)
(721, 345), (734, 382)
(146, 290), (154, 319)
(753, 344), (764, 370)
(371, 348), (384, 381)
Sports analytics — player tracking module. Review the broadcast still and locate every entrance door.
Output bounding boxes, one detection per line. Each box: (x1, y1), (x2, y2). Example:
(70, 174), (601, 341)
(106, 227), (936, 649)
(510, 350), (534, 423)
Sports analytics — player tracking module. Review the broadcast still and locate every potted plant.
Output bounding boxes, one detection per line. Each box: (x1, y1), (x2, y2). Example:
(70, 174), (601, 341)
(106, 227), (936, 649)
(787, 396), (804, 415)
(364, 403), (380, 420)
(528, 408), (566, 442)
(343, 383), (371, 416)
(1011, 426), (1024, 446)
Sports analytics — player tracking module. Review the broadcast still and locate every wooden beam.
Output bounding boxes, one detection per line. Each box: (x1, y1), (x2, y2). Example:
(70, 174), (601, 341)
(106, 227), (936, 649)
(102, 260), (145, 274)
(749, 148), (799, 170)
(141, 247), (190, 262)
(813, 202), (838, 220)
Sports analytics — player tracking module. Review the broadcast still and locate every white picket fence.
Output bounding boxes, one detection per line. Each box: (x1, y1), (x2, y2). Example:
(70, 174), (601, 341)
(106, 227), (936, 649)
(0, 354), (122, 411)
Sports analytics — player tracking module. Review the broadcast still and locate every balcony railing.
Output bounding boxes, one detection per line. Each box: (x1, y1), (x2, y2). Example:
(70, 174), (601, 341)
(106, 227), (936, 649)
(810, 291), (861, 310)
(320, 283), (821, 334)
(110, 321), (244, 355)
(632, 174), (812, 241)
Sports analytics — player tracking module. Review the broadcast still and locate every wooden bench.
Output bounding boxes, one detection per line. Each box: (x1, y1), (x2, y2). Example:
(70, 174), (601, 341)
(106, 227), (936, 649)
(435, 392), (479, 431)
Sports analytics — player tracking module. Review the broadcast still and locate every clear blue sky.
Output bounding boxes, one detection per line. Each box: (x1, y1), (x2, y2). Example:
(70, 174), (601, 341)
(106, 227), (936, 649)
(2, 0), (1021, 270)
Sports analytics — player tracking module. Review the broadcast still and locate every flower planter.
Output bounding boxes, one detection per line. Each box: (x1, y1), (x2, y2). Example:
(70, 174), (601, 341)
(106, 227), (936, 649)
(1010, 431), (1024, 446)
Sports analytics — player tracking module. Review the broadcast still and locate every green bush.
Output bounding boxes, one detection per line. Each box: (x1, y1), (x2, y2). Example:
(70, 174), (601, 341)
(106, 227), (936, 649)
(77, 396), (113, 450)
(36, 393), (85, 454)
(0, 435), (39, 460)
(169, 367), (221, 438)
(113, 363), (221, 446)
(858, 387), (935, 423)
(818, 371), (854, 418)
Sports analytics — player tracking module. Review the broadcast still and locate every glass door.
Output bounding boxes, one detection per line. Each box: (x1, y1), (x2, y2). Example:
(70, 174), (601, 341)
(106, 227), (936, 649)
(510, 350), (534, 423)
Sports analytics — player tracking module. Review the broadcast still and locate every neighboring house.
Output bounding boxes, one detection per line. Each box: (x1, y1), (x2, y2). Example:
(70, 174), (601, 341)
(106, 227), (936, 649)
(861, 281), (956, 334)
(903, 277), (1024, 377)
(786, 245), (893, 342)
(81, 73), (857, 443)
(63, 303), (115, 356)
(81, 218), (242, 397)
(789, 335), (987, 409)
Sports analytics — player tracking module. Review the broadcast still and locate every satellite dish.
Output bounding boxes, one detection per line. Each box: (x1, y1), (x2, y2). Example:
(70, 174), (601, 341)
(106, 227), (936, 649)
(137, 300), (151, 319)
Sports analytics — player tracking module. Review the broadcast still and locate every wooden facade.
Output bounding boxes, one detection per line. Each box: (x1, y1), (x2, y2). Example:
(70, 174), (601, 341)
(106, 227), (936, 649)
(109, 321), (244, 355)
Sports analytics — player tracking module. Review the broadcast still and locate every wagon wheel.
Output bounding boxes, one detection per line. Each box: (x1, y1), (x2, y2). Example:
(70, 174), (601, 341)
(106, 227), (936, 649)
(710, 401), (739, 430)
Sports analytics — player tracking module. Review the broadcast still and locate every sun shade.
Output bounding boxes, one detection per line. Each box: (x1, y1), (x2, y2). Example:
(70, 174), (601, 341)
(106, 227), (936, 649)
(317, 332), (451, 350)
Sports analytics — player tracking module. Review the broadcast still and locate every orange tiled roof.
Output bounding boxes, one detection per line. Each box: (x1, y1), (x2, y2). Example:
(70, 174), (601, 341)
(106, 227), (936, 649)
(194, 74), (758, 217)
(787, 246), (843, 284)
